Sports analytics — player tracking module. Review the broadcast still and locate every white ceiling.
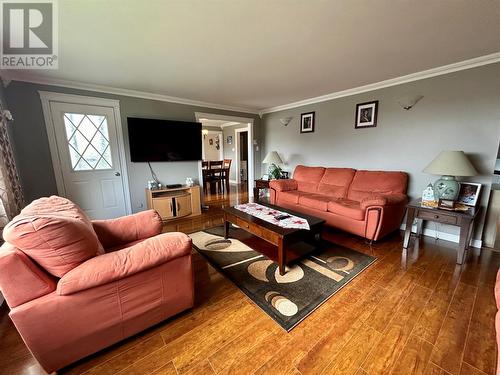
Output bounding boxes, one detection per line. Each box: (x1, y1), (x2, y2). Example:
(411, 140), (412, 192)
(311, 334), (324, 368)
(4, 0), (500, 112)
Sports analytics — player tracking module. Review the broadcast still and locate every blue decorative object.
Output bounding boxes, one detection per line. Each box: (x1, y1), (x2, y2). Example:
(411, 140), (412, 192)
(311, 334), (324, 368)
(434, 176), (460, 200)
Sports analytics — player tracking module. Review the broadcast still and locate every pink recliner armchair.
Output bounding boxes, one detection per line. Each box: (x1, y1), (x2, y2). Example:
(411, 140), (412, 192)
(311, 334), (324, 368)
(0, 196), (194, 373)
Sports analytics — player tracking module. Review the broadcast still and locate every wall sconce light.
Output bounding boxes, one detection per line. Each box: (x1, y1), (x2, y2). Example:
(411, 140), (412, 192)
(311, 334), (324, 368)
(202, 129), (209, 139)
(279, 117), (293, 126)
(397, 95), (424, 110)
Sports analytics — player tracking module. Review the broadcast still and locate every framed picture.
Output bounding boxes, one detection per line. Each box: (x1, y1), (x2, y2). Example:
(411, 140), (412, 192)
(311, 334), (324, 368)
(457, 182), (482, 206)
(227, 135), (232, 144)
(300, 112), (315, 133)
(355, 100), (378, 129)
(209, 138), (213, 145)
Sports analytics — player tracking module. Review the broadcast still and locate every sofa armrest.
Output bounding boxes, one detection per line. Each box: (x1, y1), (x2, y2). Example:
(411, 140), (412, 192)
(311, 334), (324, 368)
(269, 179), (298, 192)
(92, 210), (163, 249)
(57, 232), (191, 295)
(360, 194), (408, 210)
(0, 244), (56, 307)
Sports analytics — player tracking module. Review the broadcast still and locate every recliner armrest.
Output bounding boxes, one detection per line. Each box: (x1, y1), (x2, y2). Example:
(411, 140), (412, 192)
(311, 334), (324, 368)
(92, 210), (163, 249)
(0, 244), (56, 307)
(269, 179), (298, 192)
(57, 232), (191, 295)
(360, 194), (407, 209)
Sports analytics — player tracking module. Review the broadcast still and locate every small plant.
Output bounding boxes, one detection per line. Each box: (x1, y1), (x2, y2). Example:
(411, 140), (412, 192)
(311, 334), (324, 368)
(269, 163), (283, 179)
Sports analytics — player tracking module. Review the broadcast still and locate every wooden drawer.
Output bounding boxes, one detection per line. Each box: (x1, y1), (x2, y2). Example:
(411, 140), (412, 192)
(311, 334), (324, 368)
(417, 209), (457, 225)
(236, 217), (249, 230)
(260, 228), (279, 244)
(235, 218), (261, 236)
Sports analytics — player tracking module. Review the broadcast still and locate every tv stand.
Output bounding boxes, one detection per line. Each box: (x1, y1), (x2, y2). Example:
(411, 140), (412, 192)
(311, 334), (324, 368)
(145, 185), (201, 221)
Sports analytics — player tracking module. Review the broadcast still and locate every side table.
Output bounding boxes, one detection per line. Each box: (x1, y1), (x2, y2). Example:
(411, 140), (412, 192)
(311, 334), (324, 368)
(253, 179), (270, 202)
(403, 198), (480, 264)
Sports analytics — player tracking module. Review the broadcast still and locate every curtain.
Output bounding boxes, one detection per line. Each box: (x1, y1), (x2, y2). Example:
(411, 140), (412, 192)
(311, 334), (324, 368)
(0, 112), (23, 236)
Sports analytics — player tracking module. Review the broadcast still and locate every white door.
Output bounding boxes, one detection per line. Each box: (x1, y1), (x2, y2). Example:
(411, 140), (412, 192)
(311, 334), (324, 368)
(49, 102), (128, 219)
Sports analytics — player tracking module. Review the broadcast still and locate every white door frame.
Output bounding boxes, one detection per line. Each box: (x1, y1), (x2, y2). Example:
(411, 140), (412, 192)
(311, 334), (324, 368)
(195, 112), (254, 197)
(234, 127), (249, 184)
(201, 129), (224, 160)
(39, 91), (132, 214)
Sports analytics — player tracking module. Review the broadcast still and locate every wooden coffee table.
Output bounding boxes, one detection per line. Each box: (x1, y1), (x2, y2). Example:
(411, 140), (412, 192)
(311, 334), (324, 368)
(223, 203), (325, 275)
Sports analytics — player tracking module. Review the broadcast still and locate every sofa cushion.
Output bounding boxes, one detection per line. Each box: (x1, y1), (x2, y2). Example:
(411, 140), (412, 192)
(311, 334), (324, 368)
(327, 199), (365, 221)
(3, 196), (103, 277)
(298, 194), (330, 212)
(293, 165), (325, 193)
(279, 191), (303, 204)
(347, 170), (408, 201)
(317, 168), (356, 199)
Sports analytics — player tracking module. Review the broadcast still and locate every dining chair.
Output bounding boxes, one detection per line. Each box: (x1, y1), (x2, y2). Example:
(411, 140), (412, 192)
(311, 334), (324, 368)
(205, 161), (224, 195)
(223, 159), (232, 192)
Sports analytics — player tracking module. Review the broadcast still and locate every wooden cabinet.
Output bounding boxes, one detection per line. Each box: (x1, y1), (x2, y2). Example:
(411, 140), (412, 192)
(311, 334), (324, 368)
(151, 196), (175, 219)
(146, 185), (201, 221)
(174, 194), (192, 218)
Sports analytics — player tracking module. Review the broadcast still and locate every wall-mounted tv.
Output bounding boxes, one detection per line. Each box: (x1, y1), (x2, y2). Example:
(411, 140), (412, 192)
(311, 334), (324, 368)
(127, 117), (202, 162)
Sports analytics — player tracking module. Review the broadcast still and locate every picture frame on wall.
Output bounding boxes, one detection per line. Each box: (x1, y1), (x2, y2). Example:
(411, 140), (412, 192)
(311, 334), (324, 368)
(300, 111), (315, 133)
(355, 100), (378, 129)
(457, 182), (482, 206)
(227, 135), (233, 144)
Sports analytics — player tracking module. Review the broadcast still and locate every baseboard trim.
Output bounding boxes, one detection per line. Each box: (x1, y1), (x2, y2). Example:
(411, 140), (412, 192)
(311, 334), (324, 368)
(400, 223), (482, 249)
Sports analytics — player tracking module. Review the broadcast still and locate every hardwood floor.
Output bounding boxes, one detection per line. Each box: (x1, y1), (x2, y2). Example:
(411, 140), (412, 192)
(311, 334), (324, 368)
(0, 184), (498, 375)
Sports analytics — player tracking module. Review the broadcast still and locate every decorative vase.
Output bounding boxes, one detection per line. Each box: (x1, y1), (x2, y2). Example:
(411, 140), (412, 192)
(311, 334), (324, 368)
(433, 175), (460, 200)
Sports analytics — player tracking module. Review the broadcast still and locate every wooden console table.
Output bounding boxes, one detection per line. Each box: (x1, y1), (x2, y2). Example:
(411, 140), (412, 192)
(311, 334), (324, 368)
(403, 198), (480, 264)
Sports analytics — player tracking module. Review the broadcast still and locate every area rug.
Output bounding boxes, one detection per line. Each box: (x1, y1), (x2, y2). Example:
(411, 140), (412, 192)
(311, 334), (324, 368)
(190, 226), (376, 331)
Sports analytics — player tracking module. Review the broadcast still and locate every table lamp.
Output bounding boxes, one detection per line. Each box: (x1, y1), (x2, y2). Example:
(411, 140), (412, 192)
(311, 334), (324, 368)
(262, 151), (284, 179)
(423, 150), (477, 200)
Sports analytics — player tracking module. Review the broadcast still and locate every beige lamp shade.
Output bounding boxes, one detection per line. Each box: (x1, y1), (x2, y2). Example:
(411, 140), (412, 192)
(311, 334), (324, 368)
(423, 151), (477, 176)
(262, 151), (283, 165)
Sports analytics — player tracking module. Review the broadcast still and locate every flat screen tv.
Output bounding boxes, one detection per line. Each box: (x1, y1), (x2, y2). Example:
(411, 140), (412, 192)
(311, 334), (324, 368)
(127, 117), (202, 162)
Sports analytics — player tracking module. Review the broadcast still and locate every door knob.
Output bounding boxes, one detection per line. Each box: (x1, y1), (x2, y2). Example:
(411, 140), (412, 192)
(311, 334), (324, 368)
(115, 172), (121, 176)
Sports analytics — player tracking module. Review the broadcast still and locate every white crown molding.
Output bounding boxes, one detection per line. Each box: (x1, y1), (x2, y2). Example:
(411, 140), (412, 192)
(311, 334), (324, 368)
(259, 52), (500, 115)
(2, 72), (260, 115)
(220, 121), (243, 128)
(4, 52), (500, 116)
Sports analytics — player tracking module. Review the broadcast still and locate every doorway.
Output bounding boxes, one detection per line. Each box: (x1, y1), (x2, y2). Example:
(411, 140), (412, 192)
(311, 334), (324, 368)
(195, 112), (255, 198)
(236, 129), (249, 184)
(40, 92), (131, 219)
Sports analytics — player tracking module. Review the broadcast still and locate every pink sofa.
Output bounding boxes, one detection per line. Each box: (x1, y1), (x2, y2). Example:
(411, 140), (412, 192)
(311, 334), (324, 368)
(270, 165), (408, 241)
(0, 196), (194, 373)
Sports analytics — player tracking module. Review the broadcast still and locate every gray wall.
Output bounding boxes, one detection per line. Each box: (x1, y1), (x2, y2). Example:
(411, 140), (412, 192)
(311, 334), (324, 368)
(5, 81), (260, 212)
(261, 63), (500, 241)
(223, 123), (248, 181)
